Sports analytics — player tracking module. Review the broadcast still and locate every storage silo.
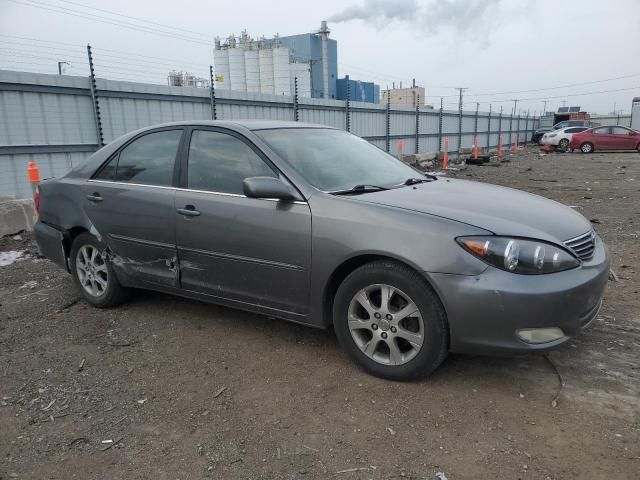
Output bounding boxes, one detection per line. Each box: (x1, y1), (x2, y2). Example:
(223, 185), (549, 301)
(259, 47), (274, 95)
(290, 63), (311, 98)
(273, 46), (291, 96)
(244, 47), (260, 93)
(228, 46), (246, 92)
(213, 48), (230, 90)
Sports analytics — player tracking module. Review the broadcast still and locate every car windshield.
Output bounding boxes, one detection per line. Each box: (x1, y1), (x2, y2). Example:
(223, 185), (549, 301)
(254, 128), (422, 192)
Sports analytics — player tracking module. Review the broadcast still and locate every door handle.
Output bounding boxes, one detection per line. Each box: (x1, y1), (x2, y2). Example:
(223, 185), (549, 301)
(87, 192), (103, 203)
(176, 205), (200, 217)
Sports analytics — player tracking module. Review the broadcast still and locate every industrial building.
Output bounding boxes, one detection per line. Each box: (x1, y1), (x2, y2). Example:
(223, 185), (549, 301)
(213, 21), (336, 99)
(167, 70), (208, 88)
(381, 82), (426, 108)
(336, 75), (380, 104)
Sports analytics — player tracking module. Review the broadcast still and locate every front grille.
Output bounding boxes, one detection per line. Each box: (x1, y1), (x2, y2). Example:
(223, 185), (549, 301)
(564, 230), (596, 261)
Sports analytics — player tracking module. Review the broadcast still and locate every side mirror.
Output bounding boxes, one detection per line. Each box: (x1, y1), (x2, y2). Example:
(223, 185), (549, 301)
(243, 176), (296, 201)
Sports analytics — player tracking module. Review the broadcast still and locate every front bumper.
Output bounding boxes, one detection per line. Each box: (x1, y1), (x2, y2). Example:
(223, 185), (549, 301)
(429, 238), (609, 355)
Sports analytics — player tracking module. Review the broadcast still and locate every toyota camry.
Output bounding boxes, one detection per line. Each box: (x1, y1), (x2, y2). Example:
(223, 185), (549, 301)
(34, 121), (609, 380)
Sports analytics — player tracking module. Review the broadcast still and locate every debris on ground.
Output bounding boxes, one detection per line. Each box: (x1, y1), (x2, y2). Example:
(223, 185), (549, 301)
(0, 250), (25, 266)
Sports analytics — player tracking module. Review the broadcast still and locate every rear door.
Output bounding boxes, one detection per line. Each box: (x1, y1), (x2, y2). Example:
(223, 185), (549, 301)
(82, 128), (184, 287)
(610, 126), (636, 150)
(590, 127), (611, 150)
(174, 127), (312, 318)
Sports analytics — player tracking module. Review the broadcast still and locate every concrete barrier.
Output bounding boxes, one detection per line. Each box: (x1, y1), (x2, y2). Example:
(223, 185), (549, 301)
(0, 197), (37, 236)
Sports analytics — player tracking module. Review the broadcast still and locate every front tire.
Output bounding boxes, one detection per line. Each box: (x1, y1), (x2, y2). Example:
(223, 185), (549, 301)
(558, 138), (569, 150)
(333, 261), (449, 380)
(70, 232), (130, 308)
(580, 142), (594, 153)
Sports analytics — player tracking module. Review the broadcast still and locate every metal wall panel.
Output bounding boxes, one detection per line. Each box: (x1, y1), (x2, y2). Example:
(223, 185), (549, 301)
(0, 69), (542, 198)
(0, 151), (91, 199)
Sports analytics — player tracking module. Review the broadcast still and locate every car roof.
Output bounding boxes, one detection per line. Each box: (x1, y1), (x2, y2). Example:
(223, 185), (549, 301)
(135, 120), (336, 131)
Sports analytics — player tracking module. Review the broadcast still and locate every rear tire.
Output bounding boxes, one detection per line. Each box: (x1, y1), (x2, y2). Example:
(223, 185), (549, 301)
(333, 260), (449, 380)
(636, 143), (640, 153)
(69, 232), (130, 308)
(580, 142), (594, 154)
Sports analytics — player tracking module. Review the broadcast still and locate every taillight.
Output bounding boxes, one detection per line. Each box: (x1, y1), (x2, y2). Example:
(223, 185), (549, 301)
(34, 188), (40, 215)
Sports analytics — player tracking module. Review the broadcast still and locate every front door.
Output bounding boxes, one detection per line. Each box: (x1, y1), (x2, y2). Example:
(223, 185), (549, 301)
(610, 126), (636, 150)
(82, 128), (184, 287)
(175, 128), (312, 319)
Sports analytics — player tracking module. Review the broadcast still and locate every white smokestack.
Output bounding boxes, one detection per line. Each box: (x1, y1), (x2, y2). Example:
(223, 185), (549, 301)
(319, 20), (330, 99)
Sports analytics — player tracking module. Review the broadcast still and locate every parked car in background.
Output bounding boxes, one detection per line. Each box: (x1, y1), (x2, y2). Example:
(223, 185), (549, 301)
(570, 126), (640, 153)
(34, 121), (609, 380)
(552, 120), (597, 130)
(540, 126), (589, 150)
(532, 127), (552, 144)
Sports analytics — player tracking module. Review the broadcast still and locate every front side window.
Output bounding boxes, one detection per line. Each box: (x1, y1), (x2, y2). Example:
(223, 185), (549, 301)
(255, 128), (421, 192)
(187, 130), (276, 194)
(113, 130), (182, 186)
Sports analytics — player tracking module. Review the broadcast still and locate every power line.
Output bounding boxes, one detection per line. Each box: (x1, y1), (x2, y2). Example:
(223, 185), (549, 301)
(466, 73), (640, 97)
(54, 0), (212, 39)
(0, 36), (206, 69)
(5, 0), (213, 45)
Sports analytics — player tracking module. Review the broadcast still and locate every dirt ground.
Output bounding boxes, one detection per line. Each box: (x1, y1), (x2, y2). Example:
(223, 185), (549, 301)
(1, 148), (639, 480)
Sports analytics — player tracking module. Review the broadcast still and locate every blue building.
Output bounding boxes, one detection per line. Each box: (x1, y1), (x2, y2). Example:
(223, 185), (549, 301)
(275, 32), (338, 99)
(336, 75), (380, 104)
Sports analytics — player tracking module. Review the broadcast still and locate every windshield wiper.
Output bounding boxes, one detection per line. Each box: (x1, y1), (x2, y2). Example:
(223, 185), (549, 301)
(404, 174), (438, 185)
(330, 184), (389, 195)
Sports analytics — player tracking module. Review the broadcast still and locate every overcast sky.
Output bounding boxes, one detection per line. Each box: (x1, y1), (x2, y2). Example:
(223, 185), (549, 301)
(1, 0), (639, 114)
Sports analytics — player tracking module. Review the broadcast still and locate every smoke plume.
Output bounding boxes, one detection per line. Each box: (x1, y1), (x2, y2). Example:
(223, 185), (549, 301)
(328, 0), (502, 33)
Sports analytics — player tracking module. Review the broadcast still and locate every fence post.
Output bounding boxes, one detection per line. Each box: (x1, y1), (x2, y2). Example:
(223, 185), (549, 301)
(438, 97), (443, 152)
(86, 44), (104, 147)
(209, 65), (217, 120)
(385, 92), (391, 153)
(486, 104), (492, 150)
(415, 94), (420, 154)
(516, 110), (521, 149)
(345, 80), (350, 131)
(508, 109), (513, 147)
(458, 96), (463, 153)
(293, 77), (299, 122)
(473, 102), (479, 138)
(498, 105), (503, 147)
(525, 111), (530, 144)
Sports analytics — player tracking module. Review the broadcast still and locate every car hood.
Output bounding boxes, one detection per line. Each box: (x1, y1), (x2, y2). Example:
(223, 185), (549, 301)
(354, 178), (592, 244)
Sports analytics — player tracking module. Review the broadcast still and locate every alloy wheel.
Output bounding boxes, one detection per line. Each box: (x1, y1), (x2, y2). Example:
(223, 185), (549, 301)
(76, 244), (108, 297)
(581, 143), (593, 153)
(347, 284), (425, 365)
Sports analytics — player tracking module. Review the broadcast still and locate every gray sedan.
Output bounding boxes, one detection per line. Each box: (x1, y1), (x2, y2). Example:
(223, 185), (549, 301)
(34, 121), (609, 380)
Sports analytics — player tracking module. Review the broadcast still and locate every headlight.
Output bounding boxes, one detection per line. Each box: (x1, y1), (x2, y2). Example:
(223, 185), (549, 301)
(456, 236), (580, 274)
(549, 133), (557, 138)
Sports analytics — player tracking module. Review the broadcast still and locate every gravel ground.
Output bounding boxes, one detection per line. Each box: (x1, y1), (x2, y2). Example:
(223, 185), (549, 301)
(1, 148), (639, 480)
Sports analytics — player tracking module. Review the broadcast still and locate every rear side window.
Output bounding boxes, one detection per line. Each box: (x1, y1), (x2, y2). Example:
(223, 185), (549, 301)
(592, 127), (609, 135)
(101, 130), (182, 186)
(187, 130), (276, 195)
(611, 127), (630, 135)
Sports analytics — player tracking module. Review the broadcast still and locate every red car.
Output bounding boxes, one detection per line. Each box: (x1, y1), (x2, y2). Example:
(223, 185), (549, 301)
(570, 126), (640, 153)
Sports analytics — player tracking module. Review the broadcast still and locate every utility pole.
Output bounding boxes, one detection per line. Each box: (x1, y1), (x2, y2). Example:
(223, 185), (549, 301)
(456, 87), (467, 153)
(542, 100), (547, 115)
(509, 99), (518, 147)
